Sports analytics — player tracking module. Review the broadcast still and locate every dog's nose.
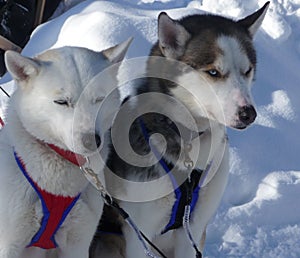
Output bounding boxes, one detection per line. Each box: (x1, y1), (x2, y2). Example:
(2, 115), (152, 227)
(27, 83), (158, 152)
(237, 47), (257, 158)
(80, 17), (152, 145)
(238, 105), (257, 126)
(82, 133), (101, 151)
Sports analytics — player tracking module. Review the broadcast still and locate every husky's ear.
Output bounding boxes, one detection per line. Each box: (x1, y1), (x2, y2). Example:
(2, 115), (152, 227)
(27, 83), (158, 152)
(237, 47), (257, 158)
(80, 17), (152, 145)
(5, 50), (40, 82)
(238, 2), (270, 37)
(102, 37), (133, 64)
(158, 12), (191, 59)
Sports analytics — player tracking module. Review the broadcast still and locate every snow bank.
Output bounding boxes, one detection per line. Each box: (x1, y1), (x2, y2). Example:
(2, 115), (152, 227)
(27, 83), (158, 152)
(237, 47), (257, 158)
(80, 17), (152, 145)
(256, 90), (295, 128)
(0, 0), (300, 257)
(208, 171), (300, 257)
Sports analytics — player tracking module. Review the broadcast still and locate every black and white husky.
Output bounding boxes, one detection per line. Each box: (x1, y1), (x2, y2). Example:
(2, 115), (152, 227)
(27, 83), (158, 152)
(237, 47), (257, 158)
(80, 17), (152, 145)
(92, 3), (269, 258)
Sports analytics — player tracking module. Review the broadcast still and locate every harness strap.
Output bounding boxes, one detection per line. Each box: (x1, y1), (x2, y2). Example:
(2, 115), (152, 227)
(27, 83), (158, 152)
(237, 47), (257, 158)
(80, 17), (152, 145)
(139, 118), (203, 233)
(14, 152), (80, 249)
(139, 117), (209, 257)
(162, 169), (202, 234)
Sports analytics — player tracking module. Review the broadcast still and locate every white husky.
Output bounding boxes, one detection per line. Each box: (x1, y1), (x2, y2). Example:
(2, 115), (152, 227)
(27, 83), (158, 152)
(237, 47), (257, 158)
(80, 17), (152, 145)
(0, 39), (131, 258)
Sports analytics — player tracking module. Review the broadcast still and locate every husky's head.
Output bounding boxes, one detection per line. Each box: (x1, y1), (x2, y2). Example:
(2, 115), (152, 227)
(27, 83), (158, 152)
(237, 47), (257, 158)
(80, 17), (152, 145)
(152, 2), (269, 130)
(5, 39), (132, 155)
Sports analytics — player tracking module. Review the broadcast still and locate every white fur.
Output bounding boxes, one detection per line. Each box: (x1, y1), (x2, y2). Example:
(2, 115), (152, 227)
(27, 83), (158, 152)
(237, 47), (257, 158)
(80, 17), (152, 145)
(174, 35), (255, 130)
(0, 41), (131, 258)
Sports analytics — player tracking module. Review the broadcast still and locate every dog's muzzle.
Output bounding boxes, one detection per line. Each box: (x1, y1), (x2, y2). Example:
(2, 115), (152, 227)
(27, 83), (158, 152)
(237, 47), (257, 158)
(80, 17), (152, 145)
(82, 133), (101, 151)
(237, 105), (257, 128)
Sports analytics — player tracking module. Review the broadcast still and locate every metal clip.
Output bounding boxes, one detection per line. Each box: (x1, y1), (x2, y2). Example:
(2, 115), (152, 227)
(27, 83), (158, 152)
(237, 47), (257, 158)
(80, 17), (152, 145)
(183, 143), (194, 171)
(184, 159), (194, 170)
(79, 157), (113, 205)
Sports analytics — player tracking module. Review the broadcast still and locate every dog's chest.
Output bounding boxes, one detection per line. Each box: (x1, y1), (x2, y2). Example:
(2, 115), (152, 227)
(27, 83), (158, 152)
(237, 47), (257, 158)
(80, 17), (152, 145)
(121, 191), (176, 234)
(23, 187), (92, 248)
(7, 152), (95, 249)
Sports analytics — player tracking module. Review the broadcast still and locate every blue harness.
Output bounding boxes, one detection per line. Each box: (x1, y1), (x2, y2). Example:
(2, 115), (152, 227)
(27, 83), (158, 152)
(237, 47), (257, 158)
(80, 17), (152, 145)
(139, 118), (209, 234)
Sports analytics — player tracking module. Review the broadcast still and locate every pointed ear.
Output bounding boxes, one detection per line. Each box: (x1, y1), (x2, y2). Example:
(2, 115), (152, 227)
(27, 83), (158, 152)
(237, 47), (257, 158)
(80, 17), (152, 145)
(158, 12), (190, 59)
(238, 2), (270, 37)
(102, 37), (133, 64)
(5, 50), (40, 82)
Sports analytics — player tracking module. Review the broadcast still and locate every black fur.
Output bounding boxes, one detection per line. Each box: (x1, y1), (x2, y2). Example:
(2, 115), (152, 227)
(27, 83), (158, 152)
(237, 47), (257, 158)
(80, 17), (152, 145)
(151, 14), (257, 71)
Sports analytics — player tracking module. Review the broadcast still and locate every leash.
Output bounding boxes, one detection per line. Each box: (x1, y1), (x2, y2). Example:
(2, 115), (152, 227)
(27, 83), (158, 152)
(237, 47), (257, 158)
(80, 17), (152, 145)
(0, 87), (10, 98)
(182, 159), (212, 258)
(183, 205), (202, 258)
(80, 158), (166, 258)
(0, 86), (10, 128)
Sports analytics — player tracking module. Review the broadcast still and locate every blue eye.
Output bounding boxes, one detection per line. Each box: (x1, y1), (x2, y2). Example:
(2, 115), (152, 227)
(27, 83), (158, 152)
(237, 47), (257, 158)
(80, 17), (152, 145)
(206, 69), (221, 78)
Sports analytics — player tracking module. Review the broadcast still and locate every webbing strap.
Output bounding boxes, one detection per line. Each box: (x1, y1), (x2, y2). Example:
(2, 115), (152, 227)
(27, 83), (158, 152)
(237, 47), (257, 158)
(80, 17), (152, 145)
(138, 118), (201, 233)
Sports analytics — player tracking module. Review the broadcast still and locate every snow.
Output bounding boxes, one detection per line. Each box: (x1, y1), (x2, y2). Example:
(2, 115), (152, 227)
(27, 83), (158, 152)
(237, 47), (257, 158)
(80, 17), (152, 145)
(214, 171), (300, 257)
(1, 0), (300, 257)
(256, 90), (295, 128)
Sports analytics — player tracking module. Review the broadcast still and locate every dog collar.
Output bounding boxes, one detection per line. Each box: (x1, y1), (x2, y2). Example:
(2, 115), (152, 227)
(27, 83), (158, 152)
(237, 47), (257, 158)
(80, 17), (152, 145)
(14, 152), (81, 249)
(0, 117), (4, 127)
(0, 114), (85, 166)
(47, 143), (86, 167)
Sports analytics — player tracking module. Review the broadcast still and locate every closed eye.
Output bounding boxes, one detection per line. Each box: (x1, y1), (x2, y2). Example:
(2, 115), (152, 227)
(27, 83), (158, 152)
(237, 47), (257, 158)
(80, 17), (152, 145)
(244, 67), (253, 77)
(54, 99), (69, 106)
(95, 96), (105, 103)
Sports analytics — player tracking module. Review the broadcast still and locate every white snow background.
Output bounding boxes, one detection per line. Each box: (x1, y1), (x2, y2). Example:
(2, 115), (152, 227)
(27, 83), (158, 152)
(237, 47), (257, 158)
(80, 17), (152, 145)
(0, 0), (300, 257)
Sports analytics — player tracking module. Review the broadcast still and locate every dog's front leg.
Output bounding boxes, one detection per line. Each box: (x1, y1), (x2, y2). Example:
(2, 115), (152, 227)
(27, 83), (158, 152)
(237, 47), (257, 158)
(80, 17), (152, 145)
(123, 223), (150, 258)
(58, 244), (90, 258)
(174, 145), (230, 258)
(21, 247), (47, 258)
(172, 226), (205, 258)
(57, 215), (102, 258)
(120, 200), (168, 258)
(0, 246), (23, 258)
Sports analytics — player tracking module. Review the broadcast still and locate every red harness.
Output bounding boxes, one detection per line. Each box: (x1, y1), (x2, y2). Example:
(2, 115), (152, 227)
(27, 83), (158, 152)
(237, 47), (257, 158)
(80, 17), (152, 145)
(14, 144), (86, 249)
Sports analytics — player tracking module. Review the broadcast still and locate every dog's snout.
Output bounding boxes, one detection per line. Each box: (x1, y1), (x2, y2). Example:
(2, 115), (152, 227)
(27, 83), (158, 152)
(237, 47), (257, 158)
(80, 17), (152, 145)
(82, 133), (101, 151)
(238, 105), (257, 126)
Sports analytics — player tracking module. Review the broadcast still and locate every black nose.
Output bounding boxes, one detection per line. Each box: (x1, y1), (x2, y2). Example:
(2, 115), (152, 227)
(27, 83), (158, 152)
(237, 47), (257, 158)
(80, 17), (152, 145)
(238, 105), (257, 126)
(82, 133), (101, 151)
